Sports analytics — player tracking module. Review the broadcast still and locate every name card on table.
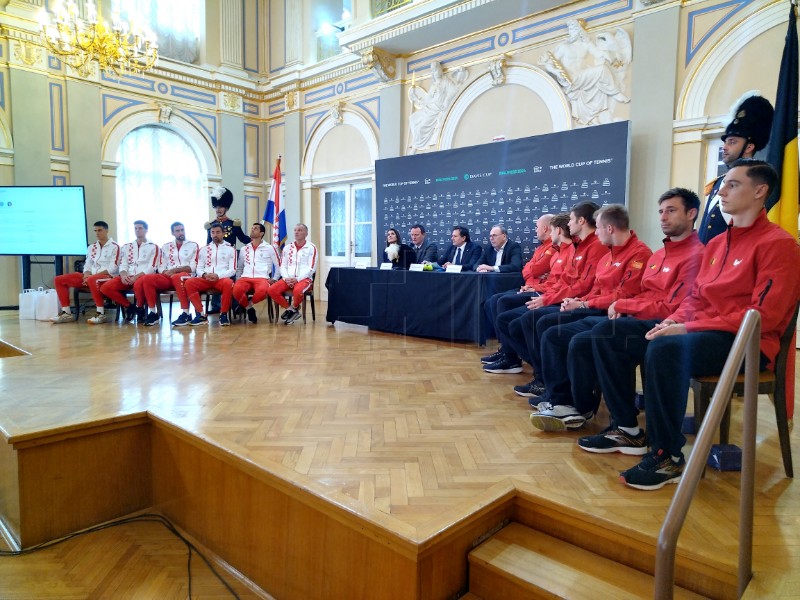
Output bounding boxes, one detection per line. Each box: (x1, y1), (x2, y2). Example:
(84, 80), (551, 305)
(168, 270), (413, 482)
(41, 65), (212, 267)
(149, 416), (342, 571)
(409, 263), (424, 272)
(445, 265), (463, 273)
(354, 260), (369, 269)
(379, 262), (393, 270)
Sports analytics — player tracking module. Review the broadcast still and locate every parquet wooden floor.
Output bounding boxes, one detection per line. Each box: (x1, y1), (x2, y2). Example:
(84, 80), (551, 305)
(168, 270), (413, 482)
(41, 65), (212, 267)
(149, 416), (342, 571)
(0, 515), (265, 599)
(0, 305), (798, 598)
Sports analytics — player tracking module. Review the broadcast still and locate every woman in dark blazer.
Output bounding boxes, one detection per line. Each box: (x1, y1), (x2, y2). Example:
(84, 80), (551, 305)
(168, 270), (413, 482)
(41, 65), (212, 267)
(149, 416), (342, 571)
(382, 228), (416, 269)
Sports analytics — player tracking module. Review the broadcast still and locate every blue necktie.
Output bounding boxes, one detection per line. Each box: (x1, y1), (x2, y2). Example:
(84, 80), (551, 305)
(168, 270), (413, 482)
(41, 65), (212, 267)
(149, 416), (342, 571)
(455, 247), (462, 265)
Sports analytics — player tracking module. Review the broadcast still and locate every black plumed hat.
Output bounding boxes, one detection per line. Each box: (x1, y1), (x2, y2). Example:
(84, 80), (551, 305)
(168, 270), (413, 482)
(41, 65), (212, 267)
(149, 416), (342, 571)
(211, 186), (233, 209)
(721, 93), (774, 152)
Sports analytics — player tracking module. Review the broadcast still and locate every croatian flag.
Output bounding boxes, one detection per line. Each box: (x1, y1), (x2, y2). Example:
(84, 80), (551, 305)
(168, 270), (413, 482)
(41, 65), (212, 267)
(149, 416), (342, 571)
(264, 156), (287, 253)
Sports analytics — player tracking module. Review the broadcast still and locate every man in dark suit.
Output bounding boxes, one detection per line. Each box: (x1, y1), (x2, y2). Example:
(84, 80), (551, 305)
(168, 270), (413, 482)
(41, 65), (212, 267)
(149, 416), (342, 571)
(476, 224), (522, 273)
(409, 223), (439, 263)
(437, 226), (482, 270)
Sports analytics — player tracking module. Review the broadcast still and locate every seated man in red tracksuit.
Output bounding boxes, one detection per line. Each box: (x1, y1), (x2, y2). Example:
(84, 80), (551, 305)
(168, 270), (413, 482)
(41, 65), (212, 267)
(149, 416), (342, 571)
(589, 160), (800, 490)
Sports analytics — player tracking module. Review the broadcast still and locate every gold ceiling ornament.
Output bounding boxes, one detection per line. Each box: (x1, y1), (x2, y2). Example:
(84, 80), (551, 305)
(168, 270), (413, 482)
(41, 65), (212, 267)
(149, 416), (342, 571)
(39, 0), (158, 77)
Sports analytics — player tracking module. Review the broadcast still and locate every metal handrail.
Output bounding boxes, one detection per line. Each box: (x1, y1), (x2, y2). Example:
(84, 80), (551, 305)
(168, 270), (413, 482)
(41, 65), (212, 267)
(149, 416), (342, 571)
(654, 309), (761, 599)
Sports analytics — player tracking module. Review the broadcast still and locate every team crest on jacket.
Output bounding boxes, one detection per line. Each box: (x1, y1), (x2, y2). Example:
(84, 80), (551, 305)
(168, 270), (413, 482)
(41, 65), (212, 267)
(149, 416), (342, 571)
(630, 261), (643, 269)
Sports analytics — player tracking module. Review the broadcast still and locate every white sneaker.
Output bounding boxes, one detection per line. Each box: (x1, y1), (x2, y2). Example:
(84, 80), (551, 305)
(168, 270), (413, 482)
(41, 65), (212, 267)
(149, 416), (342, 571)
(87, 312), (108, 324)
(51, 312), (73, 323)
(529, 404), (588, 432)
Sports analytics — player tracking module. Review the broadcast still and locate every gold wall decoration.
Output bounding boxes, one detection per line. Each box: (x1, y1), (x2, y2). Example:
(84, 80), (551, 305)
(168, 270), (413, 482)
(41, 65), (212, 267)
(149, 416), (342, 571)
(13, 41), (42, 67)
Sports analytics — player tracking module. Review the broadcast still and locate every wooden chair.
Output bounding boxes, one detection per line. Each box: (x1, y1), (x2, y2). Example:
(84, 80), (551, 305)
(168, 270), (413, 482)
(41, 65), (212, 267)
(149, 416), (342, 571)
(691, 302), (799, 478)
(270, 273), (317, 324)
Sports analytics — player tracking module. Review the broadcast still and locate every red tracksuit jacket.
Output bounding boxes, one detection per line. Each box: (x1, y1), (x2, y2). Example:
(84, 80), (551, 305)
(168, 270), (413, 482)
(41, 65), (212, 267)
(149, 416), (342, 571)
(669, 211), (800, 366)
(539, 234), (605, 306)
(614, 231), (703, 320)
(581, 232), (653, 310)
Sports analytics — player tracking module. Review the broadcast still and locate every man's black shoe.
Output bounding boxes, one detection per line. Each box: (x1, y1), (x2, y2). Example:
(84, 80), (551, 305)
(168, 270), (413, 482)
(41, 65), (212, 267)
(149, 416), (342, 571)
(247, 307), (258, 324)
(125, 303), (137, 322)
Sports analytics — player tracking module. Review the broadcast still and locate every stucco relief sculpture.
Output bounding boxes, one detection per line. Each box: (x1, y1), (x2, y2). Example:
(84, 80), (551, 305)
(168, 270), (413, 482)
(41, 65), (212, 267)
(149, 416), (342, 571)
(539, 19), (631, 126)
(407, 61), (468, 153)
(489, 56), (507, 87)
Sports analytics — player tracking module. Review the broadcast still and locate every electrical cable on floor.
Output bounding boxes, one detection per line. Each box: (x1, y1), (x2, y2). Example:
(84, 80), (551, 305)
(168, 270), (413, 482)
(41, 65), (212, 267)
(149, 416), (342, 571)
(0, 512), (241, 599)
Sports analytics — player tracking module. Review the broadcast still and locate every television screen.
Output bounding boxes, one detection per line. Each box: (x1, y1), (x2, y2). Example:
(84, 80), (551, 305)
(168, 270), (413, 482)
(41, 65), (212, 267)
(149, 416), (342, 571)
(0, 186), (89, 256)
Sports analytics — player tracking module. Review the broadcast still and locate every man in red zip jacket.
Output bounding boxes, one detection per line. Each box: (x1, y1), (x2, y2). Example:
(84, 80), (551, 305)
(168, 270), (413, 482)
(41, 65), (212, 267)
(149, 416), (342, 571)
(485, 202), (603, 375)
(529, 189), (702, 433)
(588, 160), (800, 490)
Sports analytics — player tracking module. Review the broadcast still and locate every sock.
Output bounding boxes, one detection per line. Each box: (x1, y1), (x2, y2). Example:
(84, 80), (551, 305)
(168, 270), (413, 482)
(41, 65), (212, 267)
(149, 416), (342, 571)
(672, 455), (682, 463)
(96, 307), (105, 314)
(619, 425), (640, 436)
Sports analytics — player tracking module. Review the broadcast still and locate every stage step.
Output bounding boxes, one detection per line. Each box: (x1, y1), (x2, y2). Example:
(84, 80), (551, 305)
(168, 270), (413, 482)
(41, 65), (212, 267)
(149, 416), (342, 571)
(468, 522), (704, 600)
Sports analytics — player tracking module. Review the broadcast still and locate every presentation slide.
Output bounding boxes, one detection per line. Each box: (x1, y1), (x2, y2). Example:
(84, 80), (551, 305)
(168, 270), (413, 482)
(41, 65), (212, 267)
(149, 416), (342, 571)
(376, 121), (630, 261)
(0, 186), (88, 256)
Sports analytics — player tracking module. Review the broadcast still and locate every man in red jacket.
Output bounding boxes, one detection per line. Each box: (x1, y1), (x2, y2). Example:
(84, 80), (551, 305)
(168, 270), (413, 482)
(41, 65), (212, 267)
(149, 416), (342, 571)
(481, 214), (554, 364)
(521, 203), (653, 405)
(529, 189), (701, 432)
(485, 202), (603, 374)
(588, 160), (800, 490)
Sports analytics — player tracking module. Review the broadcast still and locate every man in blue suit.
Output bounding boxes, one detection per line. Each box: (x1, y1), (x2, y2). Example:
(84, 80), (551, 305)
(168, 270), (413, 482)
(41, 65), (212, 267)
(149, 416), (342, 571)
(476, 224), (522, 273)
(437, 226), (482, 270)
(409, 224), (439, 263)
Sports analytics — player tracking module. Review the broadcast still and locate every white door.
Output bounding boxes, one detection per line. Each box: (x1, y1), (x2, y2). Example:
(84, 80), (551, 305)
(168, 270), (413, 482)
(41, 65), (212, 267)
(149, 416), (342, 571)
(320, 183), (374, 300)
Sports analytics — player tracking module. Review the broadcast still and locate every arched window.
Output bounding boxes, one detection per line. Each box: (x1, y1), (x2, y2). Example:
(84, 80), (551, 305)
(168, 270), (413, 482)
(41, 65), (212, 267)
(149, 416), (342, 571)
(115, 126), (207, 247)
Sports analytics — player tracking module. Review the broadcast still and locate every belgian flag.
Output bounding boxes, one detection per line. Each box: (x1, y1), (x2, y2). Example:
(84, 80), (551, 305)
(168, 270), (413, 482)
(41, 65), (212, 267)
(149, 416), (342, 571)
(765, 2), (799, 422)
(766, 2), (799, 236)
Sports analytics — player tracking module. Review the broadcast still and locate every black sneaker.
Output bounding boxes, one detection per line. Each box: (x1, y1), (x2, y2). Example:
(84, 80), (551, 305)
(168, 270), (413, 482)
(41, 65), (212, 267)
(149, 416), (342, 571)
(281, 307), (295, 321)
(172, 313), (191, 327)
(619, 449), (685, 490)
(219, 314), (230, 327)
(246, 307), (258, 324)
(514, 379), (541, 397)
(483, 357), (523, 374)
(125, 303), (137, 323)
(578, 426), (648, 456)
(144, 312), (160, 327)
(481, 350), (504, 364)
(137, 306), (147, 322)
(189, 314), (208, 326)
(285, 309), (302, 325)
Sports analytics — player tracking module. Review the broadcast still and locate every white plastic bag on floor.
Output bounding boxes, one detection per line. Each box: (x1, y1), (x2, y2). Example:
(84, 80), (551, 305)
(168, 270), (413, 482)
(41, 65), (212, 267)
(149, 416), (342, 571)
(18, 288), (38, 320)
(35, 288), (60, 321)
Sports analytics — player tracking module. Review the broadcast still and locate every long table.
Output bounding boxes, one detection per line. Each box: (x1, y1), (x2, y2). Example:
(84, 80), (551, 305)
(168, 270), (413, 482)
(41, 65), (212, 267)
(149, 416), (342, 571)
(325, 267), (524, 345)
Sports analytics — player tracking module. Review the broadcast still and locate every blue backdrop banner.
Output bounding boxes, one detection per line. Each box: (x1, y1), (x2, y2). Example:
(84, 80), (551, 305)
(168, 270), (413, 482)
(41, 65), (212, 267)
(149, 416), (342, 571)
(375, 121), (630, 261)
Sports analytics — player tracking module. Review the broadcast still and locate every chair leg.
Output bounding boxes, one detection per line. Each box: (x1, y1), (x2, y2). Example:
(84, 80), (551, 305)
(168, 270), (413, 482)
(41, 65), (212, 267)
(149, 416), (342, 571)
(719, 404), (732, 445)
(310, 295), (316, 321)
(168, 294), (174, 322)
(772, 393), (794, 478)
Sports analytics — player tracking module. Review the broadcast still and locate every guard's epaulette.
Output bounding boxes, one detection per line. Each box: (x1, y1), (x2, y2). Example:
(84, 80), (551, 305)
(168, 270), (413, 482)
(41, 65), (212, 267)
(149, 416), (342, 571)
(203, 221), (212, 230)
(704, 177), (719, 197)
(233, 219), (242, 227)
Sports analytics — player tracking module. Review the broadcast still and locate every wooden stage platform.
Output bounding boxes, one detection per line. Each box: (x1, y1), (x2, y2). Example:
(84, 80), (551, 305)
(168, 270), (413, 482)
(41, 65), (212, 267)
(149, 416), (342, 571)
(0, 307), (798, 599)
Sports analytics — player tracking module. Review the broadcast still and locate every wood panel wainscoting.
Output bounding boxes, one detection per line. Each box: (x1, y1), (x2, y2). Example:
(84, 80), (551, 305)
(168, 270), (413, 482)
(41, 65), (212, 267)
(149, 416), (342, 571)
(0, 308), (798, 598)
